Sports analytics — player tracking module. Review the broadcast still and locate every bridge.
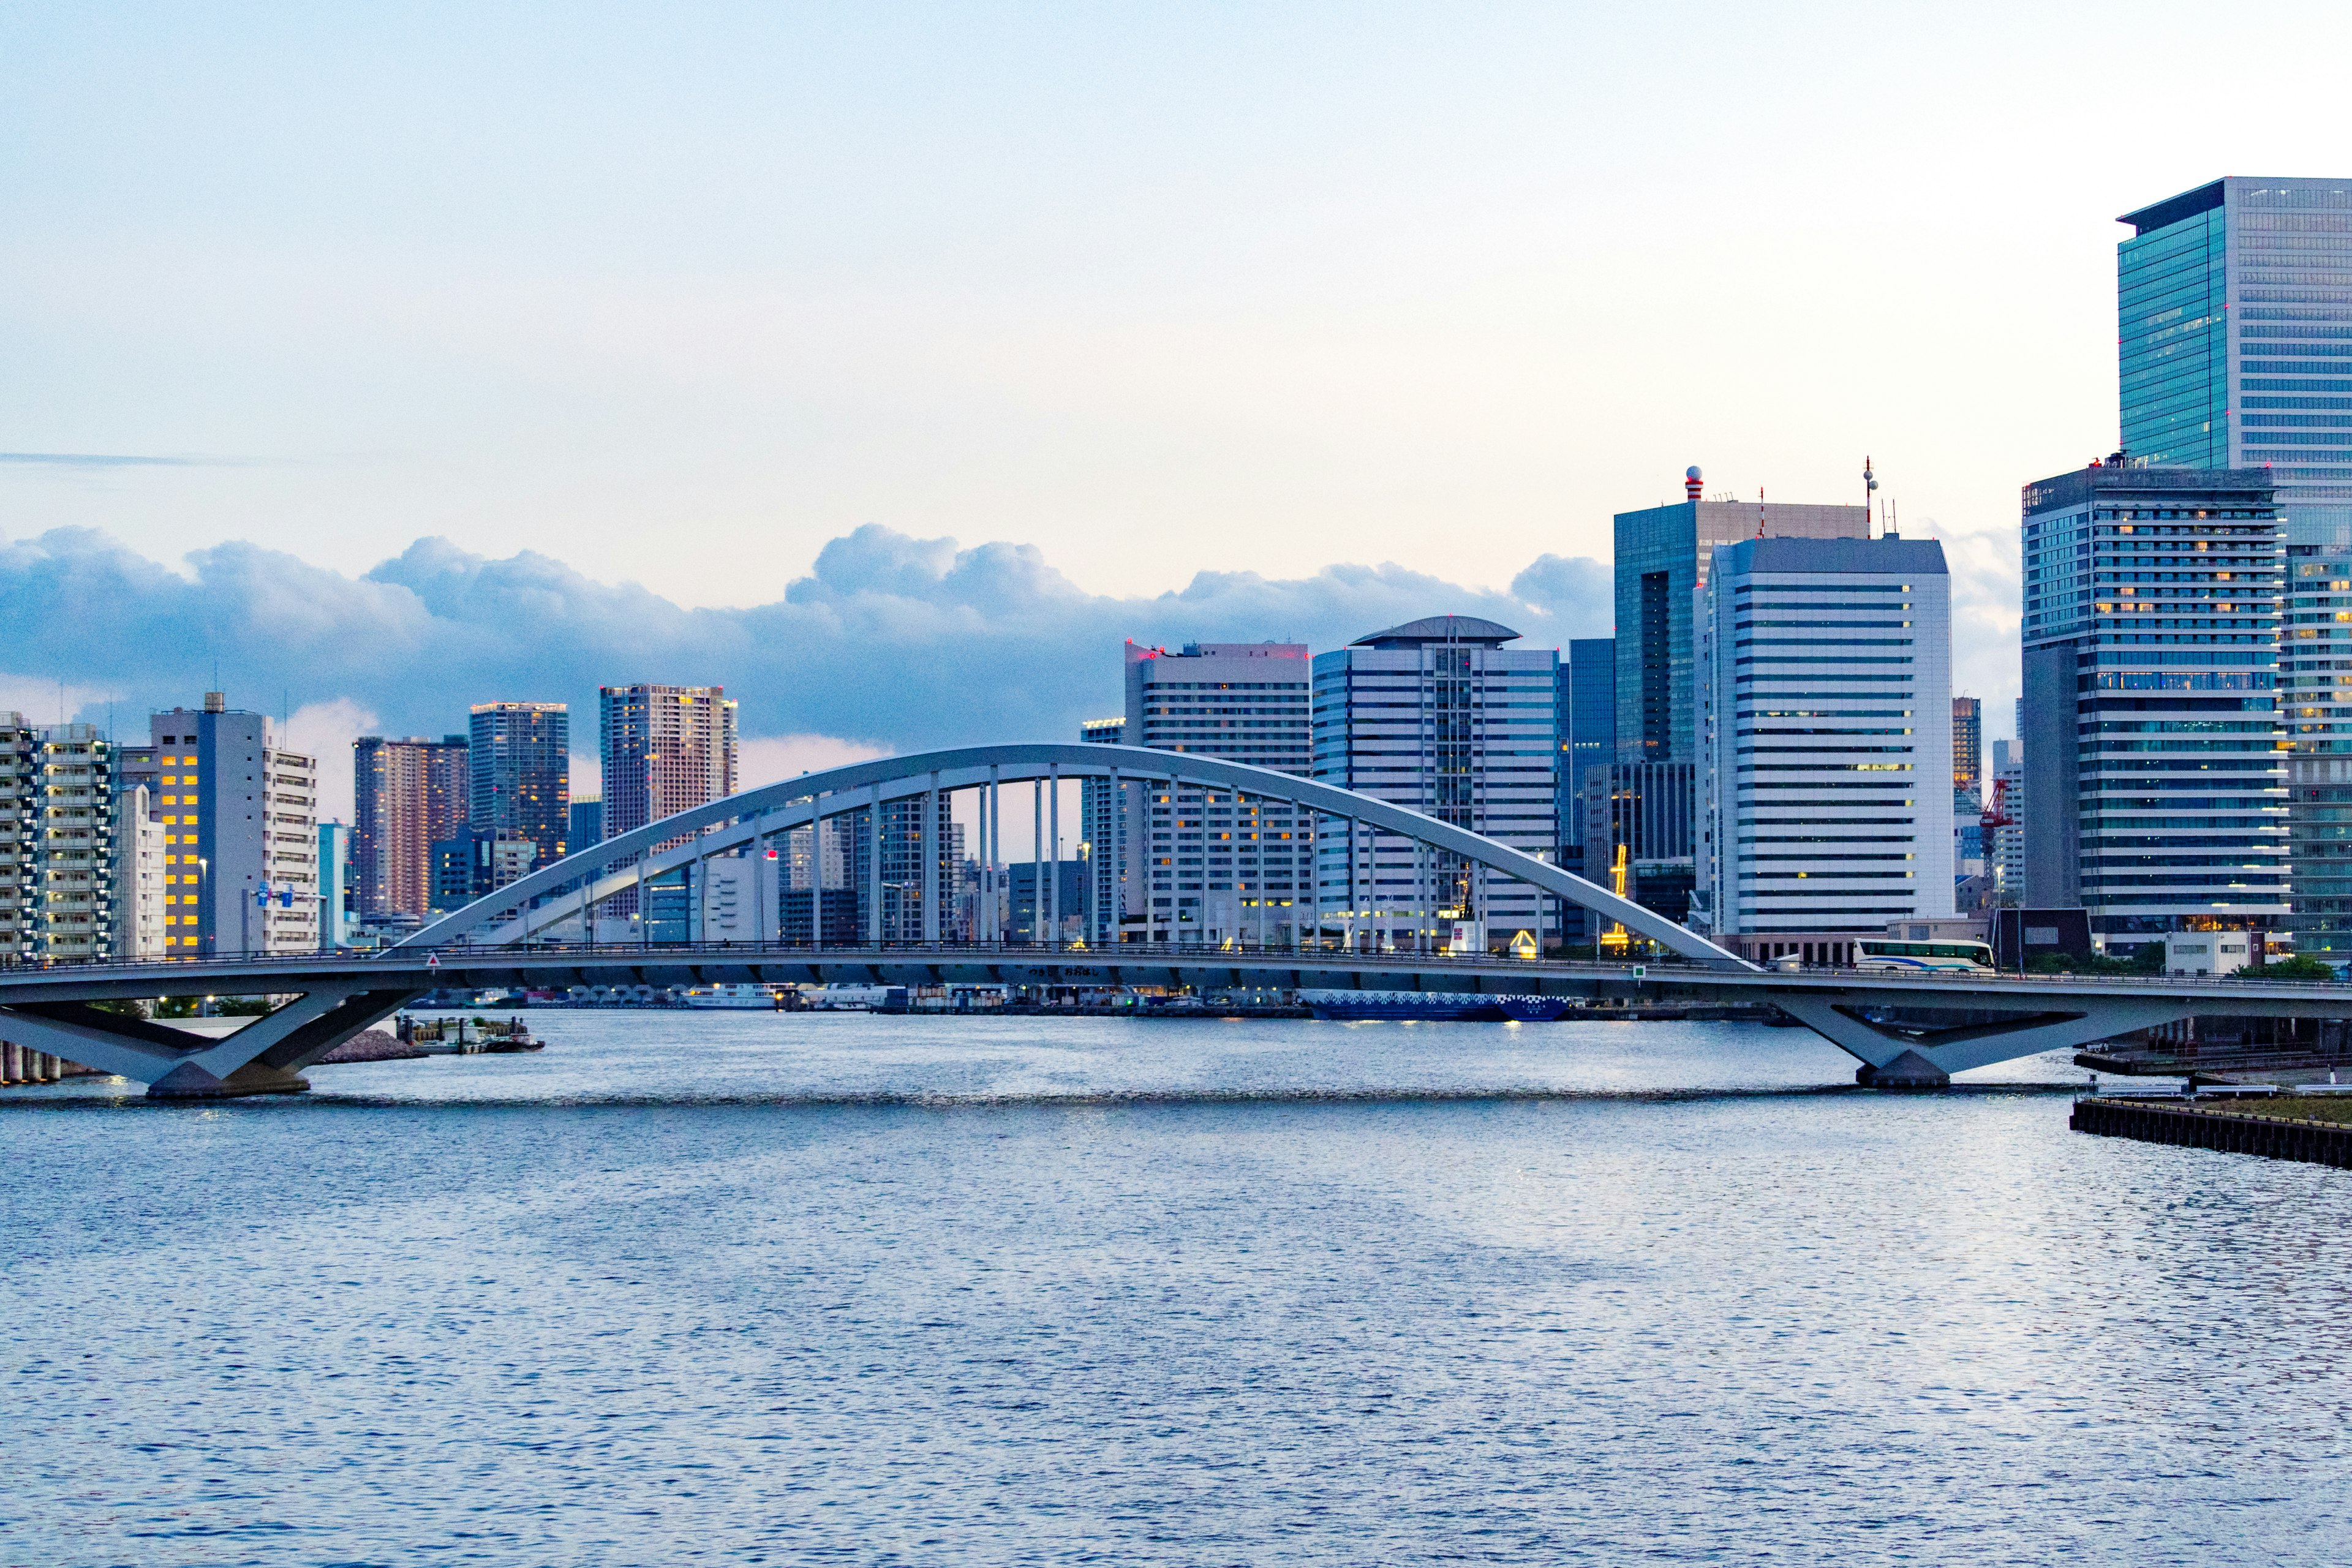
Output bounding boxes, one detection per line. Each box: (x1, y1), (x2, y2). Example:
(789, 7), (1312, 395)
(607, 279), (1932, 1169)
(1, 743), (2343, 1098)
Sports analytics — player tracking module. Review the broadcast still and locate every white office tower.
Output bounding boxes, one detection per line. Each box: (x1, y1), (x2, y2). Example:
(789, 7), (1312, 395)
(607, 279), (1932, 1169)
(1697, 537), (1954, 960)
(1311, 617), (1559, 952)
(1121, 641), (1314, 946)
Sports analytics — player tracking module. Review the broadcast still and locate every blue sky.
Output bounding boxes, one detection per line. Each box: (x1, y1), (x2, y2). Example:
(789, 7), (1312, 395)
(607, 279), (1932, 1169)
(6, 2), (2350, 815)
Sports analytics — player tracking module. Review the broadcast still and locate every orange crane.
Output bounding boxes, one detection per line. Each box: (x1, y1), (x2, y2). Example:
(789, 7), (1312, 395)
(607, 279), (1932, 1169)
(1599, 843), (1632, 956)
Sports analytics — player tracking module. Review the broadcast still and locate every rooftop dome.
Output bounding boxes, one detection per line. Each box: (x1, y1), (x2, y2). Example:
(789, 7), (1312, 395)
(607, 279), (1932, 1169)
(1350, 614), (1522, 648)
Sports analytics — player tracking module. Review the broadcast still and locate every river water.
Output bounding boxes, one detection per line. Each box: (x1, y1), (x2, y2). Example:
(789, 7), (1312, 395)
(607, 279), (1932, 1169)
(4, 1013), (2347, 1566)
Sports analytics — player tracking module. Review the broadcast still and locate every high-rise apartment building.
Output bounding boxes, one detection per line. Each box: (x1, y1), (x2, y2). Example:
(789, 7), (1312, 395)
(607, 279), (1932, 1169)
(1695, 537), (1955, 956)
(2021, 466), (2288, 948)
(24, 723), (116, 962)
(111, 784), (165, 960)
(600, 684), (738, 839)
(2120, 178), (2352, 953)
(352, 734), (469, 919)
(119, 695), (320, 955)
(1079, 717), (1128, 945)
(0, 718), (30, 959)
(1952, 697), (1982, 802)
(1313, 617), (1558, 950)
(1614, 472), (1868, 767)
(1121, 641), (1313, 946)
(468, 702), (570, 870)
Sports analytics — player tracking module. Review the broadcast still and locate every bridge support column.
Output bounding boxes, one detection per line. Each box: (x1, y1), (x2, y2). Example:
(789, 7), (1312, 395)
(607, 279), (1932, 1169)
(1770, 990), (2192, 1087)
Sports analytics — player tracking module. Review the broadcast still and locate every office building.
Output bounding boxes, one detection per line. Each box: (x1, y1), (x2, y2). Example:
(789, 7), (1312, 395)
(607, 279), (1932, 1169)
(1009, 860), (1088, 944)
(119, 695), (320, 956)
(317, 821), (352, 948)
(1953, 697), (1981, 802)
(1558, 637), (1616, 937)
(1695, 536), (1955, 960)
(2120, 177), (2352, 953)
(352, 734), (469, 919)
(600, 684), (738, 840)
(2021, 466), (2287, 949)
(469, 702), (570, 870)
(1615, 470), (1868, 767)
(1079, 717), (1127, 945)
(569, 797), (602, 850)
(107, 783), (166, 959)
(1122, 641), (1314, 946)
(1314, 617), (1558, 950)
(1581, 761), (1695, 927)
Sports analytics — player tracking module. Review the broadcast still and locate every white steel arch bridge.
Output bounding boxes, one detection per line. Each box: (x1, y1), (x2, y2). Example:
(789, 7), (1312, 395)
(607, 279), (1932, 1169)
(2, 743), (2348, 1099)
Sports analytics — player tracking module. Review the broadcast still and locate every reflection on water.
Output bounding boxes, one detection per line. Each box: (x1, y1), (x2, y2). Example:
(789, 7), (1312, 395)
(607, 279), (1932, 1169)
(2, 1015), (2339, 1565)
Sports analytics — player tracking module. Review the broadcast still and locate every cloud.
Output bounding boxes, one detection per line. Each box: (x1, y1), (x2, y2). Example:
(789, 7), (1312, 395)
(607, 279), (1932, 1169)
(740, 734), (895, 791)
(3, 521), (1616, 763)
(283, 699), (379, 826)
(0, 516), (2027, 799)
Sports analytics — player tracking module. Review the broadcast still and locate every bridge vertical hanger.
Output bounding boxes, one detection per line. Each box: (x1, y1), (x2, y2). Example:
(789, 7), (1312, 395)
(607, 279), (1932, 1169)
(1047, 763), (1060, 947)
(1031, 778), (1042, 948)
(868, 782), (883, 945)
(924, 773), (941, 944)
(810, 796), (824, 953)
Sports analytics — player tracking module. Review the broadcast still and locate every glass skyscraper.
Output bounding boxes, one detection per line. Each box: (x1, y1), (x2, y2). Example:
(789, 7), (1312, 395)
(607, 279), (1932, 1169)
(2120, 176), (2352, 951)
(2019, 465), (2288, 948)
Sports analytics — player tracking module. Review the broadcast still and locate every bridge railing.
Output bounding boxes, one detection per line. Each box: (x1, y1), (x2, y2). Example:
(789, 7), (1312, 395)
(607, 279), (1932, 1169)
(6, 940), (2352, 993)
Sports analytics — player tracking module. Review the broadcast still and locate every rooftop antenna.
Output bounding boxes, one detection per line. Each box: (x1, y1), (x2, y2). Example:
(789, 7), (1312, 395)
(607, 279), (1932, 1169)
(1864, 456), (1879, 537)
(1757, 487), (1766, 537)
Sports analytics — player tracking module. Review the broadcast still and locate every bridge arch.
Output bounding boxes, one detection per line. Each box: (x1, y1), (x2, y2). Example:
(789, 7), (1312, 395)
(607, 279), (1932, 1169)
(402, 742), (1749, 967)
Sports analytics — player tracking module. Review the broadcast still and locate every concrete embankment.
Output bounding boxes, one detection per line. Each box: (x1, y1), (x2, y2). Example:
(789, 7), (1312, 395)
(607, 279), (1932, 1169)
(2072, 1096), (2352, 1169)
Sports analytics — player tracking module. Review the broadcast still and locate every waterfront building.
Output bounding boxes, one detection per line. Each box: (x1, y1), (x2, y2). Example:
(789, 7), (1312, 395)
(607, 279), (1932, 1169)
(694, 853), (780, 943)
(24, 724), (116, 963)
(1313, 617), (1558, 951)
(119, 695), (320, 956)
(469, 702), (569, 870)
(1614, 469), (1868, 767)
(1581, 762), (1695, 926)
(112, 785), (166, 959)
(1695, 536), (1955, 959)
(1079, 717), (1126, 945)
(2021, 465), (2287, 950)
(2119, 176), (2352, 954)
(0, 717), (34, 959)
(569, 796), (602, 849)
(1124, 641), (1314, 946)
(1953, 697), (1981, 803)
(848, 794), (960, 942)
(599, 684), (738, 840)
(352, 734), (468, 919)
(317, 821), (352, 948)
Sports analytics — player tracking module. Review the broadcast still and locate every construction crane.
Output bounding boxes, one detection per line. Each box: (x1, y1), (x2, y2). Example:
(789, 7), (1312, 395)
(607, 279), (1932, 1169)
(1599, 842), (1632, 957)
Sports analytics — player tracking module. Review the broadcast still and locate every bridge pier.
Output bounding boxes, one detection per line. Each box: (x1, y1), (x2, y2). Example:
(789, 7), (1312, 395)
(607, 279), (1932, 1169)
(1853, 1050), (1950, 1090)
(148, 1060), (313, 1100)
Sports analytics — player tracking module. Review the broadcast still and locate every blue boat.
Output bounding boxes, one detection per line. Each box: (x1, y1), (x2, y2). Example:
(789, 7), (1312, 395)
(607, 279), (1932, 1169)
(1298, 988), (1572, 1022)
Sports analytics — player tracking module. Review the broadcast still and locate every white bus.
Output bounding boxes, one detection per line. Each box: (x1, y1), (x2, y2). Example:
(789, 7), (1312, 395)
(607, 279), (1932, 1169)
(1853, 938), (1997, 974)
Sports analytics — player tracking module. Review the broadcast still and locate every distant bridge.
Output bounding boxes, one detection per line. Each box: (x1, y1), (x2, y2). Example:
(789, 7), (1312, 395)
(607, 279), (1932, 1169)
(1, 743), (2343, 1098)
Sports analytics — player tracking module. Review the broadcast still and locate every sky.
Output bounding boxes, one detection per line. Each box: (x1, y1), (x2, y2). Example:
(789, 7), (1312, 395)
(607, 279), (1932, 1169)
(6, 1), (2351, 822)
